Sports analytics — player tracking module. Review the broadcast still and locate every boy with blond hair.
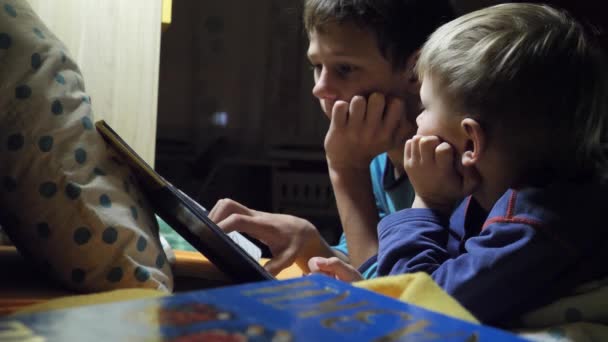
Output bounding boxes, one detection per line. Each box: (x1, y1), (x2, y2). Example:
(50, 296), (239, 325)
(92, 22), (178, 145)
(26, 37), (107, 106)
(309, 3), (608, 324)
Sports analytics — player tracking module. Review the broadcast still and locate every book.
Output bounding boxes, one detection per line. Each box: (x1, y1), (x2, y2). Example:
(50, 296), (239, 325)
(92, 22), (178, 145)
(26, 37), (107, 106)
(95, 120), (272, 284)
(0, 275), (525, 341)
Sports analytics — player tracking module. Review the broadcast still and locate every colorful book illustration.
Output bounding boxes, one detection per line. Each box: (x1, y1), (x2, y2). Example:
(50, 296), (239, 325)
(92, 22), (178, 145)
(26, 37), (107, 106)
(0, 275), (525, 341)
(95, 120), (272, 284)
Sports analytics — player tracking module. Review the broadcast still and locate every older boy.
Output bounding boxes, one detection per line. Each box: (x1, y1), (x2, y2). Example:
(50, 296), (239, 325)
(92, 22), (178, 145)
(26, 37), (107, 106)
(208, 0), (454, 277)
(309, 3), (608, 324)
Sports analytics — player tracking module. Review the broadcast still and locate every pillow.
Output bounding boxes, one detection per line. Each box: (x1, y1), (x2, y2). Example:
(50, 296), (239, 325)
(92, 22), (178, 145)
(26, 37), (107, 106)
(0, 1), (173, 292)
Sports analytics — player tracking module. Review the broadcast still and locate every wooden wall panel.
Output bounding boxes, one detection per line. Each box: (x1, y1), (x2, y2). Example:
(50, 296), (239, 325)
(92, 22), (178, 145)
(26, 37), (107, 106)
(26, 0), (162, 165)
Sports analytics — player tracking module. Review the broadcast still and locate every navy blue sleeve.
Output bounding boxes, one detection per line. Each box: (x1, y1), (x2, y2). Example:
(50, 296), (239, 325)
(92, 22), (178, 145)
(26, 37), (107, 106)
(377, 209), (451, 275)
(377, 208), (572, 324)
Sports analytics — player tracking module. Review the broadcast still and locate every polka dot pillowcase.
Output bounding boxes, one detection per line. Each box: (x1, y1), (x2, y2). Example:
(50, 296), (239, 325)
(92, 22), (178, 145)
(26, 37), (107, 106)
(0, 1), (173, 292)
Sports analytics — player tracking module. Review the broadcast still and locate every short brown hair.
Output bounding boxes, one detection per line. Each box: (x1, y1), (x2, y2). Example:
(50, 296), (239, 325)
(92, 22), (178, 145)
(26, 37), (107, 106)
(303, 0), (454, 70)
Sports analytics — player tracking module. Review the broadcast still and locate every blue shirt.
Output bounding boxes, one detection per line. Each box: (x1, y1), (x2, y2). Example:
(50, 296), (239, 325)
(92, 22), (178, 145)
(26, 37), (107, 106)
(377, 182), (608, 324)
(332, 153), (414, 278)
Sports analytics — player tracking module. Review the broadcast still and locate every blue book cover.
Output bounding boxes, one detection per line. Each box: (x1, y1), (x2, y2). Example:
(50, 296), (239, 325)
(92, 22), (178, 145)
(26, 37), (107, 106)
(0, 275), (525, 341)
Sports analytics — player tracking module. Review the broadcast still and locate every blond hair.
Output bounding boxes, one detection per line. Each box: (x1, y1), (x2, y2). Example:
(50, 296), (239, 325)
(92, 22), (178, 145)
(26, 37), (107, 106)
(417, 3), (608, 184)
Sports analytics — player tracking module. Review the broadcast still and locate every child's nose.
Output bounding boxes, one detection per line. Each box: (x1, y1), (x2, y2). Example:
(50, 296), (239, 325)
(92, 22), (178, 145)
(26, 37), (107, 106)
(312, 70), (338, 101)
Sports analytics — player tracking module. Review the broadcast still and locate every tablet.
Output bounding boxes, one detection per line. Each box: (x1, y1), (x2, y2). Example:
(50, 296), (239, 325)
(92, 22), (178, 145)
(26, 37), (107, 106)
(95, 120), (274, 284)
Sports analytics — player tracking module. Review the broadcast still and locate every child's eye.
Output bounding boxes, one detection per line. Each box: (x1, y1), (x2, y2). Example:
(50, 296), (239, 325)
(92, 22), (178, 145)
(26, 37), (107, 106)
(308, 63), (322, 76)
(336, 64), (355, 78)
(308, 63), (320, 71)
(418, 100), (427, 112)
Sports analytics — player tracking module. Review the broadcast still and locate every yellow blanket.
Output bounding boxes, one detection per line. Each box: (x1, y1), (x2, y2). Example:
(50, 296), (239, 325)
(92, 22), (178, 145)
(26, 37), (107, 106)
(354, 272), (478, 324)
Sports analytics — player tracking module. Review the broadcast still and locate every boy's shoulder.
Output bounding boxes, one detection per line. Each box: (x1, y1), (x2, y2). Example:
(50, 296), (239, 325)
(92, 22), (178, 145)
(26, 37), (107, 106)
(481, 183), (608, 247)
(488, 183), (608, 221)
(446, 182), (608, 239)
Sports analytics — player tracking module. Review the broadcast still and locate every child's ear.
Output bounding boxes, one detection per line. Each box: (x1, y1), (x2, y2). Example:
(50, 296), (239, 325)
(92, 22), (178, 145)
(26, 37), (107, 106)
(461, 118), (485, 167)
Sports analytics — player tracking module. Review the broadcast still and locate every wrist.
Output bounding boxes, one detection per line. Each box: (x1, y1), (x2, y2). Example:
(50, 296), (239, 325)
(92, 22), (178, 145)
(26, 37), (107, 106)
(326, 155), (372, 172)
(327, 160), (371, 179)
(294, 221), (334, 272)
(412, 195), (454, 216)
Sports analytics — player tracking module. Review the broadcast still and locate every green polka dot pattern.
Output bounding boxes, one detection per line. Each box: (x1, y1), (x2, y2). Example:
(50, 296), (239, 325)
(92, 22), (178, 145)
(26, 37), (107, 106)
(0, 0), (172, 293)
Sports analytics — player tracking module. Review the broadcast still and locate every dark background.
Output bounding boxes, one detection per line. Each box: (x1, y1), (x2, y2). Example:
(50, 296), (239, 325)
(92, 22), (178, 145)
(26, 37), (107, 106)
(155, 0), (608, 247)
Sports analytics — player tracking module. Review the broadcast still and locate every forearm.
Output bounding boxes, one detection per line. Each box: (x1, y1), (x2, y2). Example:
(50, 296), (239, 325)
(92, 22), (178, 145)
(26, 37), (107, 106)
(328, 165), (379, 268)
(377, 208), (450, 276)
